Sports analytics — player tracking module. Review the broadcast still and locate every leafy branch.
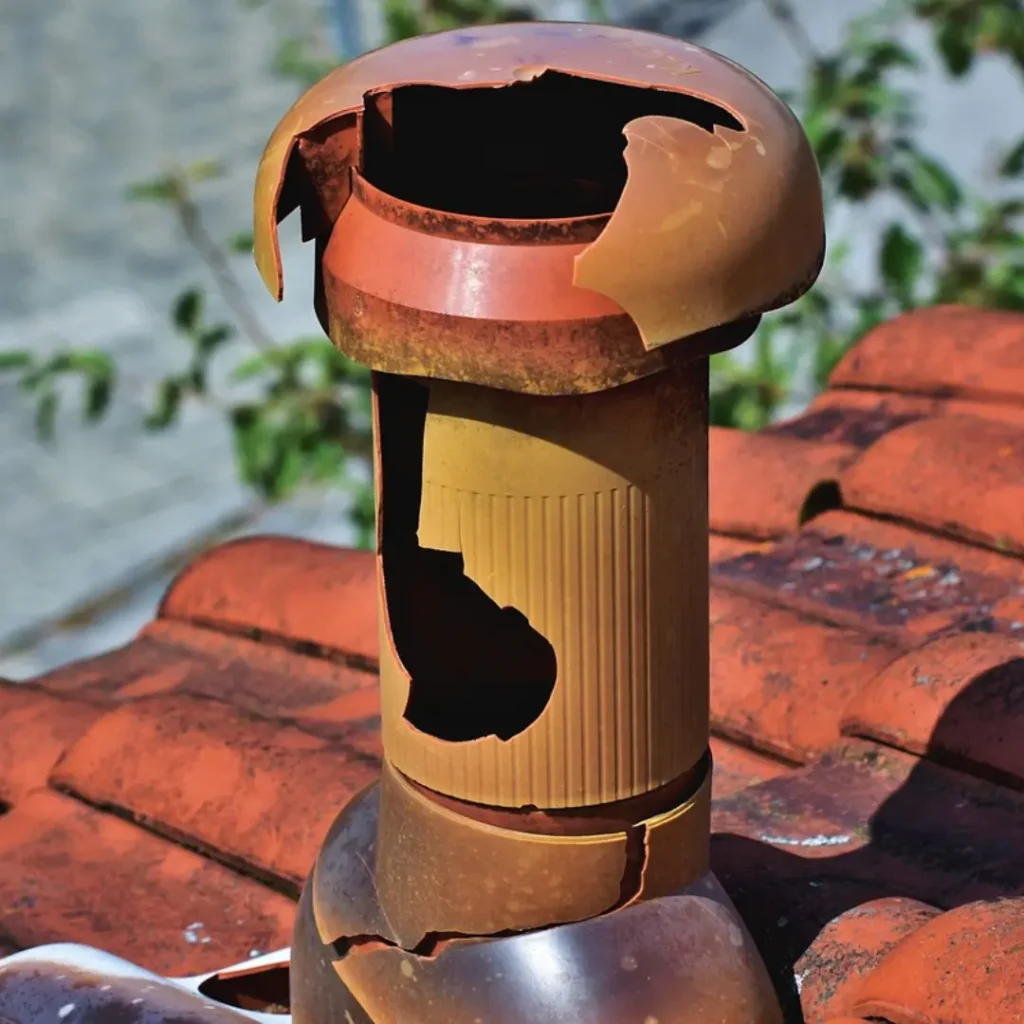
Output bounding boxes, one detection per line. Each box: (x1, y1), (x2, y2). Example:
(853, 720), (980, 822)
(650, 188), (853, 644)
(708, 0), (1024, 429)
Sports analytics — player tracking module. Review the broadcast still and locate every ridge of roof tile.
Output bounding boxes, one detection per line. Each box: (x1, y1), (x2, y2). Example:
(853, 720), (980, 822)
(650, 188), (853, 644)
(3, 304), (1024, 1017)
(795, 896), (941, 1022)
(0, 682), (105, 804)
(831, 304), (1024, 403)
(34, 618), (381, 744)
(709, 586), (900, 763)
(848, 897), (1024, 1022)
(159, 536), (378, 664)
(712, 508), (1024, 642)
(50, 692), (380, 892)
(841, 412), (1024, 555)
(709, 426), (856, 539)
(794, 386), (1024, 445)
(842, 632), (1024, 785)
(0, 789), (294, 974)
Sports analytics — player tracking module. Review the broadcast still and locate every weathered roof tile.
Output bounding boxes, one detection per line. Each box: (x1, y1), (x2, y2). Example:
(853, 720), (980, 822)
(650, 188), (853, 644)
(841, 632), (1024, 785)
(5, 304), (1024, 1017)
(160, 537), (378, 664)
(847, 897), (1024, 1023)
(710, 587), (900, 762)
(36, 620), (380, 743)
(841, 414), (1024, 554)
(795, 896), (940, 1023)
(713, 738), (1024, 1017)
(713, 509), (1024, 641)
(0, 682), (104, 804)
(50, 694), (379, 891)
(831, 305), (1024, 401)
(709, 426), (855, 539)
(708, 735), (791, 799)
(0, 790), (294, 974)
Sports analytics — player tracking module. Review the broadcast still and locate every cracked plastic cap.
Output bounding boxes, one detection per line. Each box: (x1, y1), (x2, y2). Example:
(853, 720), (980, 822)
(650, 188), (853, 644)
(254, 21), (824, 353)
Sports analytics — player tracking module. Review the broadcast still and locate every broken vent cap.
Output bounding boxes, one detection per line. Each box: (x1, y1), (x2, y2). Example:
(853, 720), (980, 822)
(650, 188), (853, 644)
(254, 22), (825, 351)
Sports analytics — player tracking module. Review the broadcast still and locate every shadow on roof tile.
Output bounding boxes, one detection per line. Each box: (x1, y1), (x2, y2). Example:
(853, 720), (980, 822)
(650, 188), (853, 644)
(713, 646), (1024, 1016)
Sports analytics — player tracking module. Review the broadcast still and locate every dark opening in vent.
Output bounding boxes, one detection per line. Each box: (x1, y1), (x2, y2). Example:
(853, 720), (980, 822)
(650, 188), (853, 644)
(376, 373), (557, 742)
(362, 71), (744, 220)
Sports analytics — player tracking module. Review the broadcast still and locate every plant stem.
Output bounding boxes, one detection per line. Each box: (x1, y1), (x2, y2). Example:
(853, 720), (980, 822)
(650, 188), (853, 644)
(177, 186), (277, 353)
(761, 0), (823, 63)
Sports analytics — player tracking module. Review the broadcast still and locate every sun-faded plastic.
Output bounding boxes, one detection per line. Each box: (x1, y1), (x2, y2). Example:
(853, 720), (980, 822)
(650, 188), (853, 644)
(375, 367), (709, 808)
(253, 21), (824, 352)
(335, 885), (784, 1024)
(296, 781), (781, 1024)
(312, 761), (710, 950)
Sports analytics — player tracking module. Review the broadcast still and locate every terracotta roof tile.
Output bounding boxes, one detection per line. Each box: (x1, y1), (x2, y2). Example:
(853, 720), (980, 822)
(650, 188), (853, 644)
(768, 389), (936, 448)
(4, 303), (1024, 1018)
(799, 386), (1024, 439)
(848, 897), (1024, 1023)
(713, 509), (1024, 641)
(713, 736), (1024, 1014)
(709, 586), (900, 762)
(159, 537), (378, 664)
(842, 632), (1024, 785)
(36, 619), (381, 744)
(831, 304), (1024, 403)
(709, 736), (792, 799)
(709, 426), (855, 539)
(708, 532), (758, 561)
(795, 896), (940, 1023)
(0, 790), (293, 973)
(841, 413), (1024, 554)
(50, 693), (379, 891)
(0, 682), (104, 804)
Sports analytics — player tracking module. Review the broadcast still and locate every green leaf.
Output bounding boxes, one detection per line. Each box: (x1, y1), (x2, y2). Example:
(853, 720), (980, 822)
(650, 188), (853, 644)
(383, 0), (425, 41)
(231, 354), (271, 382)
(173, 288), (204, 334)
(227, 231), (255, 254)
(0, 350), (32, 372)
(879, 223), (924, 305)
(84, 375), (113, 422)
(934, 18), (976, 76)
(1000, 137), (1024, 177)
(125, 174), (181, 204)
(861, 39), (919, 74)
(146, 378), (184, 431)
(271, 446), (306, 500)
(35, 391), (59, 441)
(232, 405), (275, 489)
(310, 441), (346, 482)
(186, 363), (207, 395)
(348, 485), (376, 550)
(186, 159), (225, 182)
(811, 125), (845, 171)
(197, 323), (233, 355)
(900, 151), (963, 211)
(67, 350), (115, 379)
